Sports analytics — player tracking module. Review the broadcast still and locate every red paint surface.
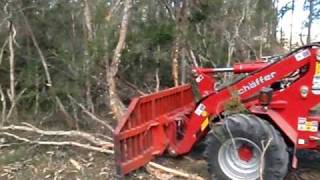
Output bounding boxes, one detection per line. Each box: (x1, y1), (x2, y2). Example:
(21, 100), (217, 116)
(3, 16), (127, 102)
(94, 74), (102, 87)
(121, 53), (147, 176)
(114, 85), (194, 175)
(115, 45), (320, 176)
(238, 145), (253, 162)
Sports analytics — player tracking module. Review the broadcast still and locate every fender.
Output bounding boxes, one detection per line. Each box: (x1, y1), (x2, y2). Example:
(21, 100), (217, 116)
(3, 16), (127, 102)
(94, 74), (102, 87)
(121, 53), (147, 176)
(250, 106), (299, 168)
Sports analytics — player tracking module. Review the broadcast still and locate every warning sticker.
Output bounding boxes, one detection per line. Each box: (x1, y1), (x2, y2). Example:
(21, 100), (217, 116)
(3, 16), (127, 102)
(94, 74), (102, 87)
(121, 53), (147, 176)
(297, 117), (318, 132)
(195, 103), (206, 116)
(295, 49), (311, 61)
(201, 117), (209, 131)
(312, 69), (320, 95)
(196, 75), (204, 83)
(312, 62), (320, 94)
(316, 62), (320, 75)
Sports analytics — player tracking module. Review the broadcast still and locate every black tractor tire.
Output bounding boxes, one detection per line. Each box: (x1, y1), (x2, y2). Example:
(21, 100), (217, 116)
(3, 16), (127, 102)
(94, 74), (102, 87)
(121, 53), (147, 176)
(204, 114), (289, 180)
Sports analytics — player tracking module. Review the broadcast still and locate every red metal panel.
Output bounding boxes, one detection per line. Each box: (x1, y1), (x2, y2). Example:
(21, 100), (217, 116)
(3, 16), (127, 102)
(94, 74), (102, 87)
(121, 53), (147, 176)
(114, 85), (194, 176)
(173, 48), (320, 155)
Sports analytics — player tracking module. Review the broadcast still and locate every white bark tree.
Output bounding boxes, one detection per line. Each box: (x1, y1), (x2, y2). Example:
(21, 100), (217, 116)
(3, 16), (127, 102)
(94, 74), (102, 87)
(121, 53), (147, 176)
(106, 0), (132, 120)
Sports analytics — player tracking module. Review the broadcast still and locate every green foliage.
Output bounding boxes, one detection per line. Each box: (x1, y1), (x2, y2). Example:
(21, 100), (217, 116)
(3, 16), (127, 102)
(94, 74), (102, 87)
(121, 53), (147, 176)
(147, 24), (175, 45)
(189, 9), (207, 23)
(0, 0), (279, 124)
(224, 89), (248, 114)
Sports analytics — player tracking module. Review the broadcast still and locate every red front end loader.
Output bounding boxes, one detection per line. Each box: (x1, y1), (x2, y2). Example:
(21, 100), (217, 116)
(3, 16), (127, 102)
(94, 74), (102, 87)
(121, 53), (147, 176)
(114, 43), (320, 179)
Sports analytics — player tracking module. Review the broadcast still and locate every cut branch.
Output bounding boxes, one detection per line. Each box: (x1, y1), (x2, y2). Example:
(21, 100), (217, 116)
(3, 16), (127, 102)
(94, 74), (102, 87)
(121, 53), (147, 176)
(0, 132), (114, 154)
(1, 126), (204, 179)
(259, 138), (272, 180)
(147, 162), (204, 180)
(0, 123), (113, 148)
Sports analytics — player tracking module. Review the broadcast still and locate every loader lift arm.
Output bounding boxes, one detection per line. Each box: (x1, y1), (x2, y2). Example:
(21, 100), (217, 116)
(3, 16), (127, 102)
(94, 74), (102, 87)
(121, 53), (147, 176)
(114, 43), (320, 176)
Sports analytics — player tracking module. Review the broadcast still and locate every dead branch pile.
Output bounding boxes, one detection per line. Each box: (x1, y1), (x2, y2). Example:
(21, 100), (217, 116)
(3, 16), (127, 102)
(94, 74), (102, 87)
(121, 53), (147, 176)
(0, 123), (113, 154)
(0, 122), (203, 179)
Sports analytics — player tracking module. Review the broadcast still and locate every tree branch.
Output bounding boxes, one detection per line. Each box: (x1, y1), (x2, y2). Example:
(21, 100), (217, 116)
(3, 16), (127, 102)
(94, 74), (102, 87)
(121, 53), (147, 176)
(19, 2), (53, 87)
(0, 86), (6, 127)
(0, 132), (114, 154)
(159, 0), (176, 20)
(147, 162), (204, 180)
(0, 38), (8, 65)
(6, 88), (26, 121)
(116, 75), (146, 95)
(68, 95), (115, 133)
(259, 138), (272, 180)
(106, 0), (122, 22)
(1, 126), (205, 179)
(0, 123), (113, 148)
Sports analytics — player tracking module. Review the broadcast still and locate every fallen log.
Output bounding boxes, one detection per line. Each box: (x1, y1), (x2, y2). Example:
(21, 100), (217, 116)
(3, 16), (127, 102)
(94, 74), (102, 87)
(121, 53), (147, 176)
(0, 123), (113, 148)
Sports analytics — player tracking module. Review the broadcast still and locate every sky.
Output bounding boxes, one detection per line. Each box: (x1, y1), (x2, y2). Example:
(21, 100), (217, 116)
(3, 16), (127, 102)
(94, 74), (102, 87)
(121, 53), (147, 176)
(278, 0), (320, 45)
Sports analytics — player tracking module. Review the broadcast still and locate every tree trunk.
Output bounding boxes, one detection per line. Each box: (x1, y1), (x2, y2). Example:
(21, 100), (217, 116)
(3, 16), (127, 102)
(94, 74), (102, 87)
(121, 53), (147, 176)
(289, 0), (295, 51)
(307, 0), (313, 44)
(181, 47), (187, 84)
(0, 86), (6, 126)
(227, 44), (234, 67)
(83, 0), (94, 41)
(171, 0), (188, 87)
(155, 45), (160, 91)
(106, 0), (131, 120)
(171, 38), (180, 87)
(83, 0), (95, 113)
(8, 22), (15, 106)
(179, 0), (189, 85)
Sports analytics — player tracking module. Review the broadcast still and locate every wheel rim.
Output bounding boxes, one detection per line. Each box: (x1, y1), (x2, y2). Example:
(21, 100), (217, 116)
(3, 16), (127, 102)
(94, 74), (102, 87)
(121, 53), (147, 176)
(218, 137), (262, 180)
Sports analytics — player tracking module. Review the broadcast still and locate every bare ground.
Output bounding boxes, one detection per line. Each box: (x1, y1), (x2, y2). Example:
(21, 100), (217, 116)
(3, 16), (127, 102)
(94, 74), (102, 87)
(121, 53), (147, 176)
(1, 141), (320, 180)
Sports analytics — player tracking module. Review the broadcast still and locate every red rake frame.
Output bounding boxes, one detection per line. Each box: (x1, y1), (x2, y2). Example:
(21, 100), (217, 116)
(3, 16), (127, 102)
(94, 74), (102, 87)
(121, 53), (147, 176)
(114, 85), (194, 176)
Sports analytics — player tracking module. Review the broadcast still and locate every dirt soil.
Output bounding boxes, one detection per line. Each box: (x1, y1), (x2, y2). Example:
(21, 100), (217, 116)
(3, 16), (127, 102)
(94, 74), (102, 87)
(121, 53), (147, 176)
(0, 142), (320, 180)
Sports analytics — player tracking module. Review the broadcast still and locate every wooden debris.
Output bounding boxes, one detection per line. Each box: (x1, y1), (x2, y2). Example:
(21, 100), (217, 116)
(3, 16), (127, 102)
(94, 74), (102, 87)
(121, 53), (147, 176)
(0, 124), (206, 179)
(69, 158), (82, 171)
(0, 123), (113, 148)
(0, 132), (114, 154)
(147, 162), (204, 180)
